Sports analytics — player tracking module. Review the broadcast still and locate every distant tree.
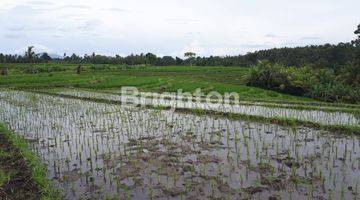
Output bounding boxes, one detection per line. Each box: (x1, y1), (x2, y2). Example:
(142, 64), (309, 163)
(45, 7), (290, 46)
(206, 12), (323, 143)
(184, 52), (196, 66)
(62, 53), (66, 63)
(40, 53), (51, 62)
(25, 46), (35, 63)
(352, 24), (360, 46)
(155, 56), (176, 66)
(71, 53), (80, 63)
(124, 54), (136, 65)
(25, 46), (35, 73)
(175, 57), (183, 65)
(114, 55), (124, 65)
(145, 53), (157, 65)
(91, 52), (96, 64)
(349, 24), (360, 87)
(355, 24), (360, 35)
(1, 33), (360, 68)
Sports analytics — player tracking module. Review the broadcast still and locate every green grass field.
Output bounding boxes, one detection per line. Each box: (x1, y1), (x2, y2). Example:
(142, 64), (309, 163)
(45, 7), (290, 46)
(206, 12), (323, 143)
(0, 63), (317, 102)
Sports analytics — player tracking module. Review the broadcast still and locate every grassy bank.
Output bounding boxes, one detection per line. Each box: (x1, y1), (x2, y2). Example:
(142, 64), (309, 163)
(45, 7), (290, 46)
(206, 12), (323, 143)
(0, 124), (60, 200)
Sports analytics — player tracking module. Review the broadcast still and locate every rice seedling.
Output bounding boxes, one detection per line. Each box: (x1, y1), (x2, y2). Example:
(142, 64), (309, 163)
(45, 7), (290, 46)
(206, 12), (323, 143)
(37, 88), (360, 127)
(0, 89), (359, 199)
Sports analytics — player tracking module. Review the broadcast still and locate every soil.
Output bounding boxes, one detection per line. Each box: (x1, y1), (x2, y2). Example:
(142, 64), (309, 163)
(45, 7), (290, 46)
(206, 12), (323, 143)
(0, 133), (41, 200)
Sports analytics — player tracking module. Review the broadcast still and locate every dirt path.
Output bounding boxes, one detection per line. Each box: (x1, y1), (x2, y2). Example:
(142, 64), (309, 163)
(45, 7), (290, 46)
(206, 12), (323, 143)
(0, 133), (40, 200)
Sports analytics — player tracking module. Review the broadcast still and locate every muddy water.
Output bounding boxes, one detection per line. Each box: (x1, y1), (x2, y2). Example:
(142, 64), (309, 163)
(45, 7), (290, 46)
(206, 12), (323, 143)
(0, 90), (359, 199)
(53, 89), (360, 126)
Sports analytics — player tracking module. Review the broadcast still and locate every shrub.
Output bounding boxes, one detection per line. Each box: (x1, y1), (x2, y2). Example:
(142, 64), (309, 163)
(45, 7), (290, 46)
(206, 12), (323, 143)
(247, 61), (359, 103)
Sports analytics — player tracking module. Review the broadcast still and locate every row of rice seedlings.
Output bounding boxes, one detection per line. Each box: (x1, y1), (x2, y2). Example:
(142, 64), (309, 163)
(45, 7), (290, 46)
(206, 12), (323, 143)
(35, 88), (360, 126)
(0, 90), (359, 199)
(41, 87), (360, 113)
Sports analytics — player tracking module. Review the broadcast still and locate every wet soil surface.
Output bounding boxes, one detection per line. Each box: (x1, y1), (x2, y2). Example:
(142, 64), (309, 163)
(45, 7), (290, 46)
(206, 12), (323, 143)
(0, 133), (40, 200)
(1, 90), (359, 199)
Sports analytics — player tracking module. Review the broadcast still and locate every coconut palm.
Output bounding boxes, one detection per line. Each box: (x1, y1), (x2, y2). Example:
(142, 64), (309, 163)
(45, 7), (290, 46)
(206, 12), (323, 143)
(355, 24), (360, 35)
(25, 46), (35, 63)
(25, 46), (35, 73)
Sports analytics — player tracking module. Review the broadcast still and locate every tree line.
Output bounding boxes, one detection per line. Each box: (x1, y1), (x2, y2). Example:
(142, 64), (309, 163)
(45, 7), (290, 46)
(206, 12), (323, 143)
(246, 25), (360, 103)
(1, 25), (359, 70)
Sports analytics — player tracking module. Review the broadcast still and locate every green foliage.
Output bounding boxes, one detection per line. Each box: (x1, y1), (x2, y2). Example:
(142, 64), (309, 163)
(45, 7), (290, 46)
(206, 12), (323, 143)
(1, 24), (359, 69)
(355, 24), (360, 35)
(247, 61), (360, 103)
(248, 61), (306, 96)
(339, 60), (360, 86)
(25, 46), (35, 63)
(352, 24), (360, 46)
(0, 42), (358, 68)
(184, 52), (196, 66)
(184, 52), (196, 58)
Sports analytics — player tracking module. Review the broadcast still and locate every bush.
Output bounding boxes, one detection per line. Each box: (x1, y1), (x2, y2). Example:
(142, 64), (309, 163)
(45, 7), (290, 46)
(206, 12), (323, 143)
(338, 60), (360, 86)
(247, 61), (360, 103)
(248, 61), (305, 96)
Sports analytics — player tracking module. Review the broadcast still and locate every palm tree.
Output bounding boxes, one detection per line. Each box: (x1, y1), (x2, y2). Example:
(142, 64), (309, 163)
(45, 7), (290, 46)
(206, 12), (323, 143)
(352, 24), (360, 47)
(355, 24), (360, 35)
(25, 46), (35, 73)
(25, 46), (35, 62)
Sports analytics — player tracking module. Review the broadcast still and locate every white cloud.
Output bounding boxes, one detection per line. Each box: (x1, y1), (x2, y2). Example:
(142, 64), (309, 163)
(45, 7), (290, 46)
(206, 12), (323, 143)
(12, 44), (53, 55)
(0, 0), (359, 56)
(181, 40), (205, 56)
(4, 33), (24, 39)
(33, 44), (53, 53)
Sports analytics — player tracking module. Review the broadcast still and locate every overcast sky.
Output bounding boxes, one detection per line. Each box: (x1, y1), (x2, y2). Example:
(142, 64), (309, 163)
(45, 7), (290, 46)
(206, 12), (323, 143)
(0, 0), (359, 57)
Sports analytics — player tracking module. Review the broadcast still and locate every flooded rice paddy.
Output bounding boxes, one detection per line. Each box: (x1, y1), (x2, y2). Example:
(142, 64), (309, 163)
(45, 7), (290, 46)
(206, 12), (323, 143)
(49, 88), (359, 126)
(0, 90), (359, 199)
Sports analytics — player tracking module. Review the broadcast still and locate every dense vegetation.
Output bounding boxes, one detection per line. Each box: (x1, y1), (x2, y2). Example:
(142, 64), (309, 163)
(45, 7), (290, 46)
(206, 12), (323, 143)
(1, 42), (358, 69)
(246, 24), (360, 103)
(247, 60), (360, 103)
